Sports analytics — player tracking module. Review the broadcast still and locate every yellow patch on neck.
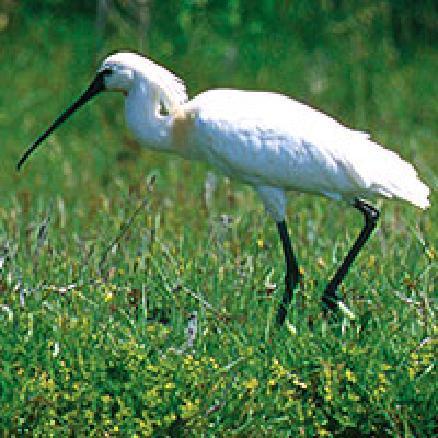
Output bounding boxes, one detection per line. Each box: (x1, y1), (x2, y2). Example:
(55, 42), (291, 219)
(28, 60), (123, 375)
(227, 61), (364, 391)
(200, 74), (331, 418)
(171, 108), (195, 150)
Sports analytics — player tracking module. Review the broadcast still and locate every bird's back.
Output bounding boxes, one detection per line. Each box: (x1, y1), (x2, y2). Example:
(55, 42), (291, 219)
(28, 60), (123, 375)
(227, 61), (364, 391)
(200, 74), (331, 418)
(186, 89), (429, 208)
(190, 89), (343, 137)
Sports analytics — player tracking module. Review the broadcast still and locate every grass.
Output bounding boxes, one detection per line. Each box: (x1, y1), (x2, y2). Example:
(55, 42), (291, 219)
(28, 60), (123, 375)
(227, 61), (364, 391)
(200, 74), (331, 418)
(0, 5), (437, 436)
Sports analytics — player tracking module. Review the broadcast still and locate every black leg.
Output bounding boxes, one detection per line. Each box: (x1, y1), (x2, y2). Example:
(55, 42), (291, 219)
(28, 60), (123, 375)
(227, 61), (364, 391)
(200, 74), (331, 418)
(276, 220), (301, 325)
(322, 199), (380, 313)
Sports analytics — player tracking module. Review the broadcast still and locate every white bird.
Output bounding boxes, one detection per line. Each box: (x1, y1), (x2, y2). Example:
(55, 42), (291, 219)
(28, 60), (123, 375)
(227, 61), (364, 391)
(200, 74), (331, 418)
(18, 52), (430, 325)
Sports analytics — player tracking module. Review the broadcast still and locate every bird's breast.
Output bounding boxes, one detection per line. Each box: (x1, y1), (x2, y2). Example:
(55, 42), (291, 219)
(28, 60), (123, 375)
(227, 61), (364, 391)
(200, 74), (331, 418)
(169, 108), (204, 160)
(171, 110), (194, 148)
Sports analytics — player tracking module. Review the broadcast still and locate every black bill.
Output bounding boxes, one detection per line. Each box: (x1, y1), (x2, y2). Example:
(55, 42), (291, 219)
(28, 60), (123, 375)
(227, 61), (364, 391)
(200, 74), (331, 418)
(17, 71), (107, 170)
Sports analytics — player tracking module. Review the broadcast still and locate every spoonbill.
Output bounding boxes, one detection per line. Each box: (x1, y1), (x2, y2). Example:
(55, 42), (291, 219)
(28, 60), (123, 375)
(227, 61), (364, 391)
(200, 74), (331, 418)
(17, 52), (430, 325)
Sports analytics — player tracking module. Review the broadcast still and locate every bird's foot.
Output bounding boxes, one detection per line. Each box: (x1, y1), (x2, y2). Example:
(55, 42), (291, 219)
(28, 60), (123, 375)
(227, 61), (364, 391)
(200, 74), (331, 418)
(276, 304), (288, 326)
(321, 287), (342, 319)
(322, 294), (338, 313)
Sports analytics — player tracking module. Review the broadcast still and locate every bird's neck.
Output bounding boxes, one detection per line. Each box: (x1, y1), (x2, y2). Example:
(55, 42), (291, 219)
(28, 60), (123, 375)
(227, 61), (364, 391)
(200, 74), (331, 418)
(125, 81), (173, 152)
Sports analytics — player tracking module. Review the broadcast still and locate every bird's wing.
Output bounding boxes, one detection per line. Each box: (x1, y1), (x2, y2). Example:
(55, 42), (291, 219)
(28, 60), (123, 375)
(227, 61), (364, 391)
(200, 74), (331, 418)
(189, 89), (429, 208)
(189, 89), (356, 197)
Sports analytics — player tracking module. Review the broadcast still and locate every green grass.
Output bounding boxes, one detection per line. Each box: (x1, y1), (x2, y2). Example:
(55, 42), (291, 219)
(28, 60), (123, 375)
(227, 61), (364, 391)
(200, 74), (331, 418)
(0, 5), (437, 436)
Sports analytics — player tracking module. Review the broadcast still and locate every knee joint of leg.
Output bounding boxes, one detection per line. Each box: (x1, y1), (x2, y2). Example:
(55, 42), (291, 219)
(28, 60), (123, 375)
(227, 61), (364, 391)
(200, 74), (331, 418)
(367, 208), (380, 224)
(355, 199), (380, 224)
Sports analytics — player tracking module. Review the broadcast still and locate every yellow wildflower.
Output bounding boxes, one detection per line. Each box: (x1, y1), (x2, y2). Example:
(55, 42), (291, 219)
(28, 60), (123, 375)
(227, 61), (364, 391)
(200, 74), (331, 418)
(409, 367), (416, 380)
(425, 246), (435, 260)
(244, 378), (258, 392)
(101, 394), (112, 403)
(104, 291), (113, 302)
(277, 365), (287, 378)
(164, 382), (175, 390)
(146, 364), (159, 373)
(348, 392), (360, 402)
(164, 413), (177, 424)
(285, 389), (295, 399)
(411, 352), (418, 361)
(346, 369), (357, 383)
(181, 399), (199, 419)
(183, 354), (194, 366)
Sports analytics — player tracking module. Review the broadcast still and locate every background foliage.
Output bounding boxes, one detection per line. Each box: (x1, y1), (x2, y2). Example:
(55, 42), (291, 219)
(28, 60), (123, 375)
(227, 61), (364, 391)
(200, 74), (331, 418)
(0, 0), (436, 436)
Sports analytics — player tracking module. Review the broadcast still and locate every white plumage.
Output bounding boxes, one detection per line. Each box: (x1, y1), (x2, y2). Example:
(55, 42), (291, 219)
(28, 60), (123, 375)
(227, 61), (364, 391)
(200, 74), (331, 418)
(18, 52), (431, 323)
(100, 53), (429, 220)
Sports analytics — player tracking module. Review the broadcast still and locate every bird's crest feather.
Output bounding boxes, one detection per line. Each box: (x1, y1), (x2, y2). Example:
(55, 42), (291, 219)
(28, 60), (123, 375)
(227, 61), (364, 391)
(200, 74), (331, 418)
(104, 52), (188, 113)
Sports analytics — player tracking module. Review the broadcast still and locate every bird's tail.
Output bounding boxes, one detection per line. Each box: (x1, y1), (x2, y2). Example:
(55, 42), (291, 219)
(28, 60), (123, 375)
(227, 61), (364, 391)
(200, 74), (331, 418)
(384, 169), (430, 209)
(344, 133), (431, 209)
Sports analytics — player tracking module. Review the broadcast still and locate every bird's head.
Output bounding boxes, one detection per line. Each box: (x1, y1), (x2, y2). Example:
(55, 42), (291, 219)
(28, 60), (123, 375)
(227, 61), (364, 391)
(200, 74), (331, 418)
(17, 52), (188, 170)
(97, 53), (139, 95)
(99, 52), (187, 111)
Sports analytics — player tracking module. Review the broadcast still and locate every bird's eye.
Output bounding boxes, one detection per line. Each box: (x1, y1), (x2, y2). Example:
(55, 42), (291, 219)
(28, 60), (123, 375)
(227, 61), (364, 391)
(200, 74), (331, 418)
(101, 68), (113, 76)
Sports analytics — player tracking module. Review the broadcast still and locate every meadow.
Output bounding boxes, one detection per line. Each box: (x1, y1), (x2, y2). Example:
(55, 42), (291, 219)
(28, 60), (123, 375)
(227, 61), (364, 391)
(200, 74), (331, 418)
(0, 2), (436, 436)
